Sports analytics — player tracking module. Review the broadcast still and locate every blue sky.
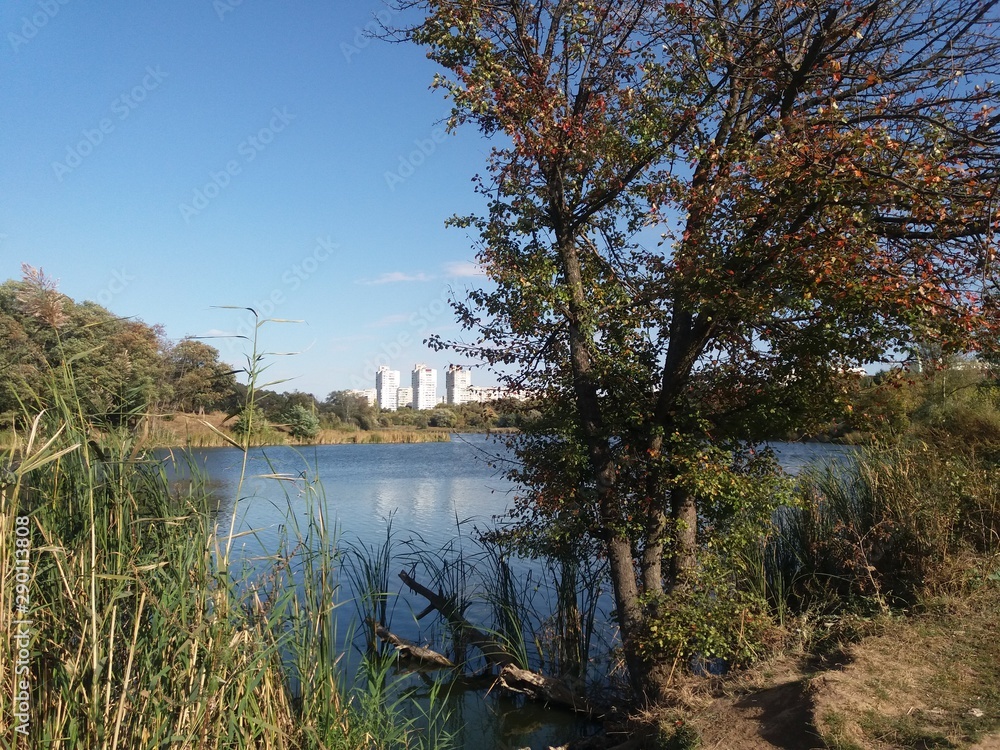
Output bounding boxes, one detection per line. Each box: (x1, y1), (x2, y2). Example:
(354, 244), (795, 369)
(0, 0), (498, 397)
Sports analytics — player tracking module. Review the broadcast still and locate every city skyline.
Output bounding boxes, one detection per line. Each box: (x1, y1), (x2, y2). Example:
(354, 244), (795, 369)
(355, 362), (520, 410)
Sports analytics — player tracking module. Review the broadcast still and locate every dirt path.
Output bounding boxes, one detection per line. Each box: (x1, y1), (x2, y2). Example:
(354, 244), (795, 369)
(674, 592), (1000, 750)
(693, 675), (823, 750)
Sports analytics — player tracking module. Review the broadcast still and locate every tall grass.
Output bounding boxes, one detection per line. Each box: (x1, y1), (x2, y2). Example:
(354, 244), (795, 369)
(0, 320), (453, 749)
(341, 517), (400, 654)
(1, 394), (295, 747)
(758, 441), (1000, 620)
(132, 413), (454, 450)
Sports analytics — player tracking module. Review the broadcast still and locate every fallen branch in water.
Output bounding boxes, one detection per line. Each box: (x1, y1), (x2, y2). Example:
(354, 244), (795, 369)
(396, 569), (601, 717)
(397, 569), (519, 668)
(373, 622), (456, 669)
(498, 663), (599, 716)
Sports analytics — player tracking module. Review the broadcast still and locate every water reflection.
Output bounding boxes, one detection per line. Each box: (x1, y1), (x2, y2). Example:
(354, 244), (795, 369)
(158, 437), (850, 750)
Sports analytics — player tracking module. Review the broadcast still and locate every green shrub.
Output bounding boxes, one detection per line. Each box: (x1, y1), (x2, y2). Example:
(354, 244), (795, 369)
(283, 403), (320, 439)
(232, 403), (268, 436)
(765, 441), (1000, 616)
(637, 566), (773, 670)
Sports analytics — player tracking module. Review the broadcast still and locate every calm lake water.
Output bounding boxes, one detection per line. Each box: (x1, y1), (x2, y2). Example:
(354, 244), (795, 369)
(164, 435), (851, 750)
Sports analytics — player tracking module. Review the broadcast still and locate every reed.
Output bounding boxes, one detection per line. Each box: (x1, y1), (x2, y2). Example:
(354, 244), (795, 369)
(314, 430), (452, 445)
(341, 517), (400, 654)
(129, 414), (454, 449)
(756, 441), (1000, 621)
(0, 318), (453, 749)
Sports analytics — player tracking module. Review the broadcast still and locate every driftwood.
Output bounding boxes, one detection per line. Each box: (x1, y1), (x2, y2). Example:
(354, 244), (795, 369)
(397, 569), (519, 668)
(373, 622), (456, 669)
(497, 664), (597, 715)
(396, 569), (601, 717)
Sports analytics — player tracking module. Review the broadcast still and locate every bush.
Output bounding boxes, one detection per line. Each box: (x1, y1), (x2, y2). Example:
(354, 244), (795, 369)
(637, 557), (774, 670)
(766, 441), (1000, 614)
(232, 404), (268, 438)
(283, 403), (319, 439)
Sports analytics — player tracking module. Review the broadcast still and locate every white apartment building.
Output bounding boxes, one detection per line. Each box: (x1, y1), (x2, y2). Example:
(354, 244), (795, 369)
(396, 386), (413, 409)
(375, 366), (400, 411)
(347, 388), (377, 407)
(446, 364), (472, 405)
(411, 364), (437, 410)
(467, 385), (530, 403)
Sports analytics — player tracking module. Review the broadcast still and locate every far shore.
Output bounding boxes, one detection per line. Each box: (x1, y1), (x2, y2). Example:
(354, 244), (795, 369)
(131, 411), (517, 450)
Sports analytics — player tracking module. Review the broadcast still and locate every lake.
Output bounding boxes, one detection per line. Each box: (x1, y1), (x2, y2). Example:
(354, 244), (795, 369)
(165, 435), (852, 749)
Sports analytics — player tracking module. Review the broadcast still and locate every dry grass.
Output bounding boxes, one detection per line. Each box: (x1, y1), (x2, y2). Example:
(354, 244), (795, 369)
(813, 582), (1000, 750)
(0, 403), (452, 749)
(132, 411), (453, 448)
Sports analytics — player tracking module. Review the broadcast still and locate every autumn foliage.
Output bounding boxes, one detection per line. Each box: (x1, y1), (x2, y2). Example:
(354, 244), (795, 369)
(397, 0), (1000, 701)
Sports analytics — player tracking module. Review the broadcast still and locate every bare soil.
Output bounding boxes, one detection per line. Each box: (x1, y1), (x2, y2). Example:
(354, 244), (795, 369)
(600, 585), (1000, 750)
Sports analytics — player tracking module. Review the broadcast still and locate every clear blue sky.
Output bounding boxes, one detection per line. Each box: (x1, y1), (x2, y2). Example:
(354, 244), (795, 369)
(0, 0), (497, 397)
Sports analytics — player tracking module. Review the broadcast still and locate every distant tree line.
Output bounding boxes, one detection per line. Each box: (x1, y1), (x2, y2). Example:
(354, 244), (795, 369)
(0, 266), (534, 436)
(251, 389), (537, 434)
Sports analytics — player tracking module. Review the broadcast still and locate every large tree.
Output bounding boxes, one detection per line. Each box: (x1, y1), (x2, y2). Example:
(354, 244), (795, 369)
(0, 266), (169, 426)
(397, 0), (1000, 700)
(164, 338), (238, 414)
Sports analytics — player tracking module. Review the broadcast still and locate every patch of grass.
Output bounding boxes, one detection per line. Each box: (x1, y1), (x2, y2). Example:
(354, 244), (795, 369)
(820, 710), (866, 750)
(813, 584), (1000, 750)
(858, 710), (958, 749)
(654, 721), (701, 750)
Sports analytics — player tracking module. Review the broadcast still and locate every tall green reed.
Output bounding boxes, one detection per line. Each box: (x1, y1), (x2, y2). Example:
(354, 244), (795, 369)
(0, 311), (454, 749)
(754, 441), (1000, 623)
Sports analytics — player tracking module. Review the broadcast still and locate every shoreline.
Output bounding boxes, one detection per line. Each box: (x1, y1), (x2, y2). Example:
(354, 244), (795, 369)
(136, 411), (518, 449)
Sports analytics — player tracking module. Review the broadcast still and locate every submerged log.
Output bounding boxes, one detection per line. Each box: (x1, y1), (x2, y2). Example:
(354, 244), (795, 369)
(373, 622), (456, 669)
(498, 664), (598, 715)
(397, 569), (519, 668)
(396, 569), (601, 717)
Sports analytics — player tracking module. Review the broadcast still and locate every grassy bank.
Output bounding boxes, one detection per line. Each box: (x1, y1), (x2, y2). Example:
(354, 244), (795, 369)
(660, 582), (1000, 750)
(130, 411), (454, 449)
(639, 434), (1000, 750)
(0, 400), (450, 749)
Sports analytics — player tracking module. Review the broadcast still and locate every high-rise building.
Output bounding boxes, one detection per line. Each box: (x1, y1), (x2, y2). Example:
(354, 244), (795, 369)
(375, 366), (400, 411)
(411, 364), (437, 410)
(347, 388), (377, 407)
(395, 387), (413, 409)
(446, 364), (472, 405)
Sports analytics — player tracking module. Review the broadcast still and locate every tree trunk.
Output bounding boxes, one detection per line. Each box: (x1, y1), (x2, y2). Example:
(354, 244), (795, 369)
(557, 557), (584, 678)
(640, 508), (668, 595)
(669, 486), (698, 589)
(555, 234), (664, 701)
(605, 534), (662, 701)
